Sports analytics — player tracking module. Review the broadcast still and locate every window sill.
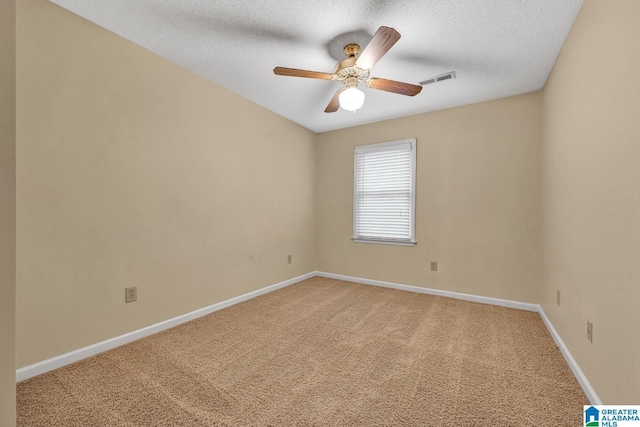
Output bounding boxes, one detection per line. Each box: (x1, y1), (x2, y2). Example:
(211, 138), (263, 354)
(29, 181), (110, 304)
(351, 238), (416, 247)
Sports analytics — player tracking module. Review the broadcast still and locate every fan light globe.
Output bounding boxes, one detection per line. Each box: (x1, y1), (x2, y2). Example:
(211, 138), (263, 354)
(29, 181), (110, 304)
(339, 87), (365, 111)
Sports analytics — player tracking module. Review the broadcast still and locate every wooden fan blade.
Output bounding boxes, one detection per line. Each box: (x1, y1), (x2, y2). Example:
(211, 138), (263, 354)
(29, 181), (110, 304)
(273, 67), (334, 80)
(325, 88), (345, 113)
(356, 26), (401, 70)
(367, 78), (422, 96)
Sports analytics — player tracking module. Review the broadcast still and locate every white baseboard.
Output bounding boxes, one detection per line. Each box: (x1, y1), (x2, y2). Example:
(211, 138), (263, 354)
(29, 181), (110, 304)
(315, 271), (539, 312)
(538, 307), (601, 404)
(17, 269), (601, 406)
(316, 271), (600, 404)
(16, 271), (316, 383)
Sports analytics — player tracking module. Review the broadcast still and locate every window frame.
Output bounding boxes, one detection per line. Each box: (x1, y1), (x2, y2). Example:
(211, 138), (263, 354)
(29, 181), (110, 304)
(352, 138), (417, 247)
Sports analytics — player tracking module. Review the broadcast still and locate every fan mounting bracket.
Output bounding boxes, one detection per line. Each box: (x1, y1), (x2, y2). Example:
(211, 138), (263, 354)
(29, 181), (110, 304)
(343, 44), (361, 58)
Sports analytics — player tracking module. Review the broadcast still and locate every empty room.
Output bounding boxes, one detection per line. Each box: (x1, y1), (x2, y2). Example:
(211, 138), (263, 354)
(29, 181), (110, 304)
(1, 0), (639, 426)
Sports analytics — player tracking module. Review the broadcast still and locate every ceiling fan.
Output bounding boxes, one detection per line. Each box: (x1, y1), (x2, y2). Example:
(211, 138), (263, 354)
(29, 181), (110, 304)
(273, 26), (422, 113)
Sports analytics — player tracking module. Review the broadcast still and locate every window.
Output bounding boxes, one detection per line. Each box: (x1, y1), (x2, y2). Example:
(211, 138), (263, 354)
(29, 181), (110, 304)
(353, 138), (416, 246)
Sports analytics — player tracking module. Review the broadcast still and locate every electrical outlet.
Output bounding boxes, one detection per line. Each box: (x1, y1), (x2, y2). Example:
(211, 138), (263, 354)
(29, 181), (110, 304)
(587, 320), (593, 343)
(125, 286), (137, 303)
(430, 261), (438, 271)
(557, 290), (561, 306)
(287, 254), (292, 264)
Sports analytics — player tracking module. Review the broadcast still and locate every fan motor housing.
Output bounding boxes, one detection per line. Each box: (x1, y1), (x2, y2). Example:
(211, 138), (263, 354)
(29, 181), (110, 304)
(335, 57), (357, 74)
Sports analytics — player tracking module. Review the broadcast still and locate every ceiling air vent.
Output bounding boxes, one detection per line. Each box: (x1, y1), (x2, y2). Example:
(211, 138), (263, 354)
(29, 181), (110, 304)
(420, 71), (456, 86)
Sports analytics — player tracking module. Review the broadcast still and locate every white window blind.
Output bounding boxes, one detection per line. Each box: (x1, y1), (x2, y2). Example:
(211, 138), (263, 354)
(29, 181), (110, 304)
(353, 139), (416, 246)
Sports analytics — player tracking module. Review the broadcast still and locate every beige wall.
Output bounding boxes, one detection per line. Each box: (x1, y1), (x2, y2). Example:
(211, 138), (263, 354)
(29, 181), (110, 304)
(317, 93), (542, 303)
(1, 0), (16, 423)
(16, 0), (317, 368)
(15, 0), (638, 406)
(541, 0), (640, 403)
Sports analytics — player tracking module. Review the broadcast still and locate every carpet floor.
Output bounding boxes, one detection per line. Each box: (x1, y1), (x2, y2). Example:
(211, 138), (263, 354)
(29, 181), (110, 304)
(17, 277), (587, 426)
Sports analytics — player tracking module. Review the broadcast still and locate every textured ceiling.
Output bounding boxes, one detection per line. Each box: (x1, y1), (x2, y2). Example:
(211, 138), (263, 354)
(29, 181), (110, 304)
(49, 0), (583, 133)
